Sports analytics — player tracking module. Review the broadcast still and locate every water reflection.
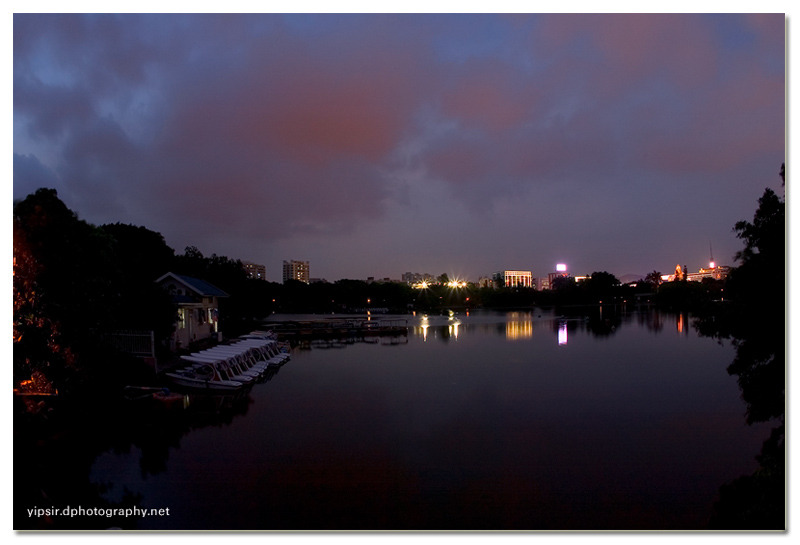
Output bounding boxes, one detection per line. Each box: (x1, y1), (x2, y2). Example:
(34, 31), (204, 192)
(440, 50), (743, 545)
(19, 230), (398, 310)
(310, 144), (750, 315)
(676, 312), (690, 335)
(412, 324), (459, 343)
(636, 308), (665, 333)
(558, 322), (568, 345)
(408, 308), (628, 345)
(16, 386), (258, 530)
(694, 300), (784, 527)
(124, 389), (254, 479)
(46, 309), (773, 530)
(449, 321), (460, 340)
(505, 319), (532, 340)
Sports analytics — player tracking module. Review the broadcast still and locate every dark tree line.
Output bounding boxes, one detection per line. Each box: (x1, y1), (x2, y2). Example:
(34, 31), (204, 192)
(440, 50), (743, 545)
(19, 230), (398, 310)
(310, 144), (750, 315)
(694, 164), (785, 530)
(13, 189), (278, 396)
(13, 189), (176, 397)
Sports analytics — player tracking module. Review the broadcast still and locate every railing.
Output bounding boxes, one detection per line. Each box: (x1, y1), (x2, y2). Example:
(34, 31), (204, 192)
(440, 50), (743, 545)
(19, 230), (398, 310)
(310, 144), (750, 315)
(112, 330), (155, 358)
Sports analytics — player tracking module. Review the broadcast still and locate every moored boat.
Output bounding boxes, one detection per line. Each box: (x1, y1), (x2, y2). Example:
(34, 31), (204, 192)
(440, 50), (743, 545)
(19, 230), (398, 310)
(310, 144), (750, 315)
(165, 364), (245, 391)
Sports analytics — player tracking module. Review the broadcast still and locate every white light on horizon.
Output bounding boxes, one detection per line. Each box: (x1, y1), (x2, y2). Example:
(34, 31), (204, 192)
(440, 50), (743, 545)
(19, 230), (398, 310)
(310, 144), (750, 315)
(556, 263), (567, 272)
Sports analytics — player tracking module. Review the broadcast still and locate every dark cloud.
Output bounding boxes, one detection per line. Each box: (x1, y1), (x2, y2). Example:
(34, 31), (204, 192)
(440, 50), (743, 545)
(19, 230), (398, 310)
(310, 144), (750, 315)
(13, 14), (785, 280)
(13, 153), (60, 197)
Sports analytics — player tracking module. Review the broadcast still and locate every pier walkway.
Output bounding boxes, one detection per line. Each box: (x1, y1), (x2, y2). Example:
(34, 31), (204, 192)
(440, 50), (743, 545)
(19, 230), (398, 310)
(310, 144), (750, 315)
(265, 318), (408, 340)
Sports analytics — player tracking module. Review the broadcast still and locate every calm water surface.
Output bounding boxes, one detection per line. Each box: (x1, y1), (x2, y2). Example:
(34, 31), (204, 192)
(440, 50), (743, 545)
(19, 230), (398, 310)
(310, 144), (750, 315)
(90, 308), (771, 530)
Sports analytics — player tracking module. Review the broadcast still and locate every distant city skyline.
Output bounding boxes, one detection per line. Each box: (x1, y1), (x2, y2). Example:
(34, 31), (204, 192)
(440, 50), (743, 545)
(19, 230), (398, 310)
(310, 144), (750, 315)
(261, 256), (723, 285)
(13, 14), (785, 284)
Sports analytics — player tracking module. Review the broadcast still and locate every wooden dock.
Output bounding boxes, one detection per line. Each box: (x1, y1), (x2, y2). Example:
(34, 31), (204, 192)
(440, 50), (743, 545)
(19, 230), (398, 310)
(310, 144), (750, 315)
(265, 318), (408, 340)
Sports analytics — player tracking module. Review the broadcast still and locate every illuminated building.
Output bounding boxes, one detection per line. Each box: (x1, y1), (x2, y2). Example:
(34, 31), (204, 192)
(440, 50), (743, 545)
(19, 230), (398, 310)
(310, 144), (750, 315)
(689, 265), (731, 281)
(662, 243), (731, 282)
(283, 260), (309, 283)
(243, 261), (266, 280)
(494, 270), (533, 288)
(156, 272), (228, 350)
(693, 247), (731, 280)
(662, 261), (731, 283)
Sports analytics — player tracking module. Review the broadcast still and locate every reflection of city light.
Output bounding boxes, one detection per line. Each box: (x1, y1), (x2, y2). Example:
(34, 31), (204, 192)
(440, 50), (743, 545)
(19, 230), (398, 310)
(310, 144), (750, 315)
(449, 322), (459, 339)
(558, 323), (568, 345)
(506, 320), (533, 340)
(677, 314), (684, 333)
(421, 324), (428, 341)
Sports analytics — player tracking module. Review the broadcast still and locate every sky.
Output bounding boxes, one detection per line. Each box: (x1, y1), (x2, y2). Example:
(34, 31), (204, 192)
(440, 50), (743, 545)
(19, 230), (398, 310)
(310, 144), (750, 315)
(12, 11), (786, 283)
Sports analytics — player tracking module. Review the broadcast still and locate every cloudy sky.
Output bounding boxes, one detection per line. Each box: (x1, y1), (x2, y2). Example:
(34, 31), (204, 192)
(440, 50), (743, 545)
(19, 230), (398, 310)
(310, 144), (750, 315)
(12, 12), (785, 282)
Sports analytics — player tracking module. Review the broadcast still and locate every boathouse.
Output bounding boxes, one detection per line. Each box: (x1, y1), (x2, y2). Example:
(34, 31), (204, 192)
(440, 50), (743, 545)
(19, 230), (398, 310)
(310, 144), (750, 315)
(156, 272), (228, 350)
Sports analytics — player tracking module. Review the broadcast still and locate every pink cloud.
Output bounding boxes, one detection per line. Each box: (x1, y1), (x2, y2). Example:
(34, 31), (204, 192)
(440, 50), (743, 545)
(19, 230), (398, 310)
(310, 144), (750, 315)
(13, 13), (785, 275)
(534, 14), (720, 100)
(440, 60), (540, 133)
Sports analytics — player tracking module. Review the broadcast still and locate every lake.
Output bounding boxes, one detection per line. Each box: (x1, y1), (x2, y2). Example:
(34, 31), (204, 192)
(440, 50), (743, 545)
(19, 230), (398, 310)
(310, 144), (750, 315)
(87, 307), (772, 530)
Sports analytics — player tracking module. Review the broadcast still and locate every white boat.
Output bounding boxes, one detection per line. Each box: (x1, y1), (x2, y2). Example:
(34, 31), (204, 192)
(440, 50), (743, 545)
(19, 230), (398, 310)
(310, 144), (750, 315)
(226, 339), (289, 366)
(180, 355), (257, 384)
(194, 346), (273, 374)
(165, 365), (245, 391)
(232, 342), (287, 366)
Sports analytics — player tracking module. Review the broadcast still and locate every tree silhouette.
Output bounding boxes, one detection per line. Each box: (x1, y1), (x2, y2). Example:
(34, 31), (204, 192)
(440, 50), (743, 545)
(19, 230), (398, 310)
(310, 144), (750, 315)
(705, 165), (785, 529)
(13, 189), (121, 394)
(644, 271), (662, 287)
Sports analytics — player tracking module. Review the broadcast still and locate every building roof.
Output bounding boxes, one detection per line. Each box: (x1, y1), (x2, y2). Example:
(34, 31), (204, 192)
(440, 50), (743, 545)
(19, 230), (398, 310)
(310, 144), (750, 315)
(156, 272), (229, 298)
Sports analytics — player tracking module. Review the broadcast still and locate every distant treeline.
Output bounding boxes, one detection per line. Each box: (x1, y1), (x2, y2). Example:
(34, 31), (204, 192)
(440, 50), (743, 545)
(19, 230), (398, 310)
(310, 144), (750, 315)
(11, 187), (737, 394)
(13, 173), (781, 389)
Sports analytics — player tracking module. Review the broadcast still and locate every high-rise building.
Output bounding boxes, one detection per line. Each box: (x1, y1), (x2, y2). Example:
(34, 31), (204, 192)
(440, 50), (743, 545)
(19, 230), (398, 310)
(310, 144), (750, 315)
(283, 260), (310, 283)
(494, 270), (533, 288)
(243, 261), (266, 280)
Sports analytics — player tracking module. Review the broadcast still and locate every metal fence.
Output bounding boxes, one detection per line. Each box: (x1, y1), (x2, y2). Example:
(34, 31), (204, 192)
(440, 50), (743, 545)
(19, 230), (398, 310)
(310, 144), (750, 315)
(111, 330), (155, 358)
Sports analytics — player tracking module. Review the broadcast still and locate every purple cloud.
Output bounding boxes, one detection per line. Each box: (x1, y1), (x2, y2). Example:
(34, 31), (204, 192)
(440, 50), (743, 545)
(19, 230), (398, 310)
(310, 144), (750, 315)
(13, 14), (785, 280)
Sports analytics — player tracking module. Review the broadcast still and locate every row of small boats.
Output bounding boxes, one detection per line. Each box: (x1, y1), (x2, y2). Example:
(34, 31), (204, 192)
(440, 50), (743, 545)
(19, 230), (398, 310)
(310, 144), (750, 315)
(165, 331), (291, 391)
